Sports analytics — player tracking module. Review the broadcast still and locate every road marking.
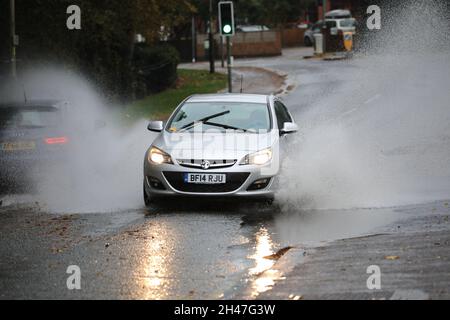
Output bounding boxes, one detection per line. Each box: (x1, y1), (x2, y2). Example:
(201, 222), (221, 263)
(335, 93), (381, 121)
(339, 107), (359, 118)
(364, 93), (381, 105)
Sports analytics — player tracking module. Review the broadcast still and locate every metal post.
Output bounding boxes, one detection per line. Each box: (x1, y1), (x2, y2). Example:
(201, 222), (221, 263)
(226, 36), (232, 93)
(220, 36), (225, 68)
(322, 0), (327, 53)
(322, 0), (327, 19)
(191, 16), (196, 63)
(10, 0), (17, 78)
(208, 0), (215, 73)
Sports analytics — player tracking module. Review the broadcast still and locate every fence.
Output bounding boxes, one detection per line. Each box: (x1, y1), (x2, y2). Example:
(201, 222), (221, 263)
(281, 28), (306, 47)
(196, 30), (282, 60)
(169, 28), (308, 62)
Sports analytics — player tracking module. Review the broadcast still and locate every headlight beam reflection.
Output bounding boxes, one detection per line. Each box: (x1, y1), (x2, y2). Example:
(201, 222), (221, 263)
(247, 227), (284, 298)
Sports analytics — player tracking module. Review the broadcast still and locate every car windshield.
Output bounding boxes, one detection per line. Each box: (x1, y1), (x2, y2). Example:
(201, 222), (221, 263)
(167, 102), (271, 133)
(339, 18), (356, 28)
(0, 107), (60, 129)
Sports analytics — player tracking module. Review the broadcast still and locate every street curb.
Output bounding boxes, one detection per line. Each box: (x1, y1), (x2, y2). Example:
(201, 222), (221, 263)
(178, 63), (294, 97)
(305, 52), (352, 61)
(221, 66), (289, 96)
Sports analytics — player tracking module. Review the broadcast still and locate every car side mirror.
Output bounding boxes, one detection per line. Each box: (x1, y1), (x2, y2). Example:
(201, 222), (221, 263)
(147, 121), (164, 133)
(281, 122), (298, 135)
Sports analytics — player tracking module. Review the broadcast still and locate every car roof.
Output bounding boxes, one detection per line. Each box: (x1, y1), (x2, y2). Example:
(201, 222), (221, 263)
(187, 94), (270, 104)
(325, 9), (352, 19)
(237, 25), (270, 32)
(0, 99), (67, 109)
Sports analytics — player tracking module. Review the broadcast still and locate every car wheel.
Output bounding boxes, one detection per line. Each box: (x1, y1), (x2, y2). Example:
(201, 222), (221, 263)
(143, 181), (153, 208)
(304, 37), (312, 47)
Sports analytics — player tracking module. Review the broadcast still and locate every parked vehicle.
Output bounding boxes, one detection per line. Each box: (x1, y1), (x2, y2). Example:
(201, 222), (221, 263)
(325, 9), (352, 19)
(325, 18), (356, 33)
(304, 10), (356, 46)
(236, 25), (270, 33)
(304, 20), (324, 46)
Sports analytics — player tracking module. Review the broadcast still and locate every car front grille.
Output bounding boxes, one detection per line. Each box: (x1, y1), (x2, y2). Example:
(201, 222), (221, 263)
(163, 172), (250, 193)
(176, 159), (237, 170)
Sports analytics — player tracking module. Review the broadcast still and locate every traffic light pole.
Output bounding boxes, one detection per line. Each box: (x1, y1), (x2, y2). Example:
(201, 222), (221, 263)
(226, 36), (232, 93)
(220, 36), (225, 68)
(218, 1), (234, 92)
(10, 0), (17, 78)
(208, 0), (215, 73)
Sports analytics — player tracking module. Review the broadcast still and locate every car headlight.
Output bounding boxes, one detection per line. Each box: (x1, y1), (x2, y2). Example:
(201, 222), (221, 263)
(240, 147), (273, 166)
(148, 147), (173, 165)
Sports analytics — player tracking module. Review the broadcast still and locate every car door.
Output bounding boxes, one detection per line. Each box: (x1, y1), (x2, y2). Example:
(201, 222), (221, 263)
(274, 99), (295, 169)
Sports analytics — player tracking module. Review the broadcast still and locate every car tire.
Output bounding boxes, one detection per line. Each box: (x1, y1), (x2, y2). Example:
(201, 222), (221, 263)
(304, 37), (313, 47)
(143, 181), (153, 208)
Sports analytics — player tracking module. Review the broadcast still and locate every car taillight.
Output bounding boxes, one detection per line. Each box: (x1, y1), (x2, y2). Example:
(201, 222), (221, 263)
(45, 136), (68, 145)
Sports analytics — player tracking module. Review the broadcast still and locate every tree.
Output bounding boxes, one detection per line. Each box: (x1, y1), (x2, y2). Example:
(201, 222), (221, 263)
(233, 0), (315, 26)
(0, 0), (195, 100)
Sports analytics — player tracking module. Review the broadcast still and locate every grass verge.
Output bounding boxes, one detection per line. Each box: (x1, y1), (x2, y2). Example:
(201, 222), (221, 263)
(124, 69), (227, 122)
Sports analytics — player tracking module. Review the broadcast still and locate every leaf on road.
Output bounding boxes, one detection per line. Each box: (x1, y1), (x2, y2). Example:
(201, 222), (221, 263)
(385, 255), (400, 260)
(264, 246), (293, 260)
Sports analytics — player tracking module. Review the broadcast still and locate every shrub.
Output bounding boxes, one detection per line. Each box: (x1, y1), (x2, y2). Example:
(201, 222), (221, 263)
(133, 44), (180, 96)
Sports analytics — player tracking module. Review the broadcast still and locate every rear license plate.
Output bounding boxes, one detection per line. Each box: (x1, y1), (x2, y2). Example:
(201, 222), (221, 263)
(184, 173), (226, 184)
(1, 141), (36, 151)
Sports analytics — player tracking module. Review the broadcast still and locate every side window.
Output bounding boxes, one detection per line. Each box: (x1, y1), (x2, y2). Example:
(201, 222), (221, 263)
(326, 21), (337, 29)
(313, 21), (322, 32)
(274, 101), (292, 130)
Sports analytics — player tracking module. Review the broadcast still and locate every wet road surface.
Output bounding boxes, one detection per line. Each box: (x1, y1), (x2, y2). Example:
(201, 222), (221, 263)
(2, 48), (450, 299)
(0, 199), (412, 299)
(0, 201), (288, 299)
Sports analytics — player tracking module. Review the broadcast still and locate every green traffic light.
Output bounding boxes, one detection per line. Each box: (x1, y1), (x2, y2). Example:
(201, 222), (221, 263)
(219, 1), (234, 36)
(223, 25), (232, 34)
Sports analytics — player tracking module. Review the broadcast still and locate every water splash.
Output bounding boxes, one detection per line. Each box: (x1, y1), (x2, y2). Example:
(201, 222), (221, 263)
(1, 67), (153, 213)
(277, 0), (450, 210)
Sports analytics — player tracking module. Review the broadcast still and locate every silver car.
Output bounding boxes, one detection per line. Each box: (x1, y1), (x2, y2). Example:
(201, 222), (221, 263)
(143, 94), (297, 206)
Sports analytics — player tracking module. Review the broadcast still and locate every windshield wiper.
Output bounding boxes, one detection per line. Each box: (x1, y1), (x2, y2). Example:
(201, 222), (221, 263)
(204, 121), (254, 132)
(179, 110), (230, 131)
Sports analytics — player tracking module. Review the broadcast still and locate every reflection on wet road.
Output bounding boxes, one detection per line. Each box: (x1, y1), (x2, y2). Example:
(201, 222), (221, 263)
(138, 219), (175, 300)
(126, 204), (280, 300)
(118, 204), (404, 300)
(0, 198), (407, 299)
(247, 227), (281, 298)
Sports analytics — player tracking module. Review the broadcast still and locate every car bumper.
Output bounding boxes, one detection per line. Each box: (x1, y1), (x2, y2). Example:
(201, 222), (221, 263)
(144, 162), (277, 199)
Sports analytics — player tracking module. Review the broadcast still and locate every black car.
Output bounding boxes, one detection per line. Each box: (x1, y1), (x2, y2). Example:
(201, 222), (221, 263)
(0, 99), (70, 190)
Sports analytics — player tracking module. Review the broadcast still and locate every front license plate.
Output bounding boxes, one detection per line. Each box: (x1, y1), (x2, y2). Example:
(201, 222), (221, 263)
(1, 141), (36, 151)
(184, 173), (226, 184)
